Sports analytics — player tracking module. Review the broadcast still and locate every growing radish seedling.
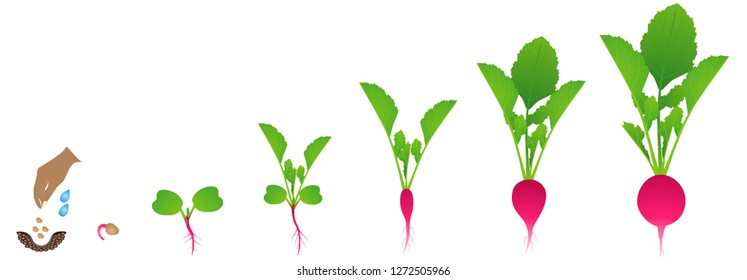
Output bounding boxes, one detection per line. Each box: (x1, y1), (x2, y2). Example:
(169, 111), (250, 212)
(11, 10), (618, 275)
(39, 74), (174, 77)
(259, 123), (330, 255)
(360, 82), (456, 253)
(601, 3), (727, 255)
(478, 37), (585, 252)
(152, 186), (224, 255)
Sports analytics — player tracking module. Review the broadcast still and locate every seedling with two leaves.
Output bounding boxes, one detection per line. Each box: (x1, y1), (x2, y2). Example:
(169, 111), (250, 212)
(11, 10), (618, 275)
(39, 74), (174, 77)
(152, 186), (224, 255)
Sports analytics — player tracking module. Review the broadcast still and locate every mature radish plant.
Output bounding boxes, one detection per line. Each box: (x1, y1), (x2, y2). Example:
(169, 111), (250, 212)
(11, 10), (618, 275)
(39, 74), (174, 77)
(601, 3), (727, 255)
(152, 186), (224, 255)
(259, 123), (330, 255)
(478, 37), (585, 252)
(360, 82), (456, 253)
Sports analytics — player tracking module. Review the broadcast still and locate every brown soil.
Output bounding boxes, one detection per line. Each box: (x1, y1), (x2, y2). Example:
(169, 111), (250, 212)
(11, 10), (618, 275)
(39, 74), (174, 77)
(17, 231), (66, 252)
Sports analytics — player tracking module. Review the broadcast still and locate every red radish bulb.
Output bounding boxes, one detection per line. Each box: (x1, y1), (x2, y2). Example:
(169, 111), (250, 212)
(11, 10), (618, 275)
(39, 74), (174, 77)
(637, 175), (685, 255)
(512, 179), (546, 252)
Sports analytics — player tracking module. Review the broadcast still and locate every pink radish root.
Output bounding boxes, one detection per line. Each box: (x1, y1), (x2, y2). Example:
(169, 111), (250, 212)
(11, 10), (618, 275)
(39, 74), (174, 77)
(512, 179), (546, 252)
(291, 205), (306, 255)
(183, 216), (198, 255)
(637, 175), (685, 256)
(400, 189), (413, 254)
(97, 224), (107, 240)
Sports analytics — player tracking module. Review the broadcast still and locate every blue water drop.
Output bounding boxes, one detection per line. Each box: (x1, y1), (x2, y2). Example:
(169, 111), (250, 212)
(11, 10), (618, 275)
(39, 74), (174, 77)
(60, 190), (70, 203)
(58, 204), (69, 217)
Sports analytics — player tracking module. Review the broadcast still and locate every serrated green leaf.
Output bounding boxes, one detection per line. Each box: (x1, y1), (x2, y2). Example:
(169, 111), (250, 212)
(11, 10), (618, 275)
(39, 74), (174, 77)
(642, 97), (659, 130)
(297, 165), (306, 184)
(478, 63), (519, 122)
(546, 81), (584, 128)
(399, 142), (411, 176)
(512, 114), (527, 144)
(622, 122), (650, 160)
(304, 136), (331, 170)
(536, 123), (548, 149)
(192, 186), (223, 213)
(152, 190), (183, 216)
(420, 100), (456, 145)
(299, 185), (322, 205)
(259, 123), (287, 164)
(682, 56), (728, 113)
(393, 130), (406, 156)
(264, 185), (287, 204)
(660, 107), (684, 153)
(659, 85), (686, 109)
(283, 159), (295, 185)
(411, 138), (422, 163)
(361, 82), (398, 136)
(527, 105), (549, 125)
(640, 3), (697, 90)
(511, 37), (559, 110)
(528, 123), (547, 162)
(600, 35), (649, 97)
(673, 108), (684, 137)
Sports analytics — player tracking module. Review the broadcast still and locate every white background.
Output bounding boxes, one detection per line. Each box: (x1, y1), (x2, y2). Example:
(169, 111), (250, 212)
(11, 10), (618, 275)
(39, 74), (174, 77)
(0, 0), (744, 279)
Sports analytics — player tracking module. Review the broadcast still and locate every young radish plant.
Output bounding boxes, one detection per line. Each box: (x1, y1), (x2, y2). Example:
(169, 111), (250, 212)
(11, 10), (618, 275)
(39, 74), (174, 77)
(259, 123), (330, 255)
(151, 186), (224, 255)
(360, 82), (456, 253)
(601, 3), (727, 255)
(478, 37), (585, 252)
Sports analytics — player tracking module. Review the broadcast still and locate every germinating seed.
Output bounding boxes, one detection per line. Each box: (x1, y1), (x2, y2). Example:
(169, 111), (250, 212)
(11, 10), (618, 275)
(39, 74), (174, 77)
(32, 227), (39, 232)
(38, 233), (44, 239)
(42, 226), (48, 232)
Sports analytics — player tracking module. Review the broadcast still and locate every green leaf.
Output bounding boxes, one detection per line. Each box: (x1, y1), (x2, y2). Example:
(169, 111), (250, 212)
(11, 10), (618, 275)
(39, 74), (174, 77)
(640, 3), (697, 90)
(299, 185), (322, 205)
(361, 82), (398, 136)
(259, 123), (287, 164)
(622, 122), (650, 160)
(528, 123), (547, 162)
(152, 190), (183, 216)
(420, 100), (457, 145)
(478, 63), (519, 120)
(398, 142), (411, 176)
(672, 107), (684, 136)
(659, 85), (686, 109)
(283, 159), (295, 185)
(304, 136), (331, 170)
(511, 37), (559, 109)
(600, 35), (649, 96)
(682, 56), (728, 113)
(535, 123), (548, 149)
(512, 114), (527, 144)
(546, 81), (584, 128)
(411, 139), (422, 164)
(642, 96), (659, 131)
(660, 107), (684, 153)
(393, 130), (406, 161)
(527, 105), (549, 125)
(192, 186), (223, 213)
(297, 165), (306, 184)
(264, 185), (287, 204)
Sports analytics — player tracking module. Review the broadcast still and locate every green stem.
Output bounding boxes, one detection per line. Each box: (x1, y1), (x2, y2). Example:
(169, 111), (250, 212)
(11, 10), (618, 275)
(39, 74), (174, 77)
(277, 161), (295, 205)
(656, 89), (663, 174)
(663, 113), (691, 173)
(524, 109), (530, 179)
(634, 95), (658, 173)
(387, 136), (407, 189)
(530, 128), (555, 179)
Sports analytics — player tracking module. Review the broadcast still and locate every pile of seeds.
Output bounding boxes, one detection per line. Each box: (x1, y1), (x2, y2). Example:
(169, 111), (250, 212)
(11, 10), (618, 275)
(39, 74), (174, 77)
(32, 217), (49, 239)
